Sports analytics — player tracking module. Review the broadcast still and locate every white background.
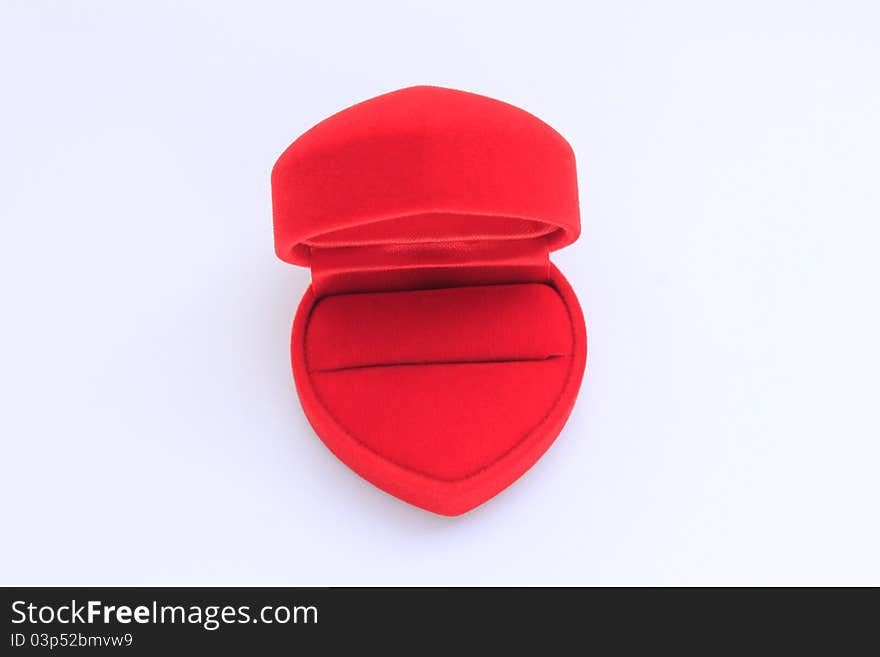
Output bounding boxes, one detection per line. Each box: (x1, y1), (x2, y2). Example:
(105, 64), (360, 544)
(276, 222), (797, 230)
(1, 1), (878, 586)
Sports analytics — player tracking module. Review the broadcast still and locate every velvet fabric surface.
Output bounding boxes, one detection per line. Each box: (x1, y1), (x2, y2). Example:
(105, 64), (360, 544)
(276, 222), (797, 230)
(272, 86), (587, 515)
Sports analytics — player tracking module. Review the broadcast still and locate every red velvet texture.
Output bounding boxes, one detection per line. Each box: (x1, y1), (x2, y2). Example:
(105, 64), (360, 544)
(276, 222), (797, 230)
(272, 86), (587, 515)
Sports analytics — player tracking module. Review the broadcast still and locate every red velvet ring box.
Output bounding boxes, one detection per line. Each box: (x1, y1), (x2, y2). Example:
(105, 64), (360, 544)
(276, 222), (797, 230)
(271, 86), (587, 515)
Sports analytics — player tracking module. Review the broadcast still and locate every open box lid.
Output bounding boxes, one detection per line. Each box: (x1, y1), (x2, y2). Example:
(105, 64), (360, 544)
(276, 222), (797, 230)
(272, 85), (580, 271)
(271, 86), (587, 515)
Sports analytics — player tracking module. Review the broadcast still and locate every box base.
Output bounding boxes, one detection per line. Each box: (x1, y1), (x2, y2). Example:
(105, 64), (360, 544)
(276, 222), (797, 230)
(291, 264), (587, 516)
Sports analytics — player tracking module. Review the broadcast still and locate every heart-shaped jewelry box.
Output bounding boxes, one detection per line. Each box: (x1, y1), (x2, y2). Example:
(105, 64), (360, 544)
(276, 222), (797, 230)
(271, 86), (587, 515)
